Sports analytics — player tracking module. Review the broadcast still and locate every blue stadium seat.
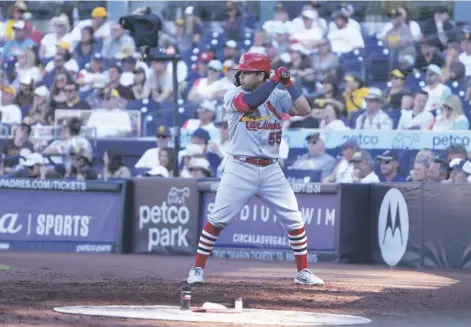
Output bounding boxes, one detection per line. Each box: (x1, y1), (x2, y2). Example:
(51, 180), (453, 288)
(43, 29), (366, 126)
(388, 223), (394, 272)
(386, 109), (402, 129)
(348, 110), (365, 129)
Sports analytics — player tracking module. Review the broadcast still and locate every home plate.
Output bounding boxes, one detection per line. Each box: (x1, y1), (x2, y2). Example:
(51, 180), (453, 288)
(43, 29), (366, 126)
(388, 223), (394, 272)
(53, 305), (371, 325)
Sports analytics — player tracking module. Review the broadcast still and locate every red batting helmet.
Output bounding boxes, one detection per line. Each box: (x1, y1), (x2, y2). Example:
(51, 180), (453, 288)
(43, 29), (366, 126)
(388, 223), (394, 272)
(232, 53), (271, 86)
(233, 53), (271, 74)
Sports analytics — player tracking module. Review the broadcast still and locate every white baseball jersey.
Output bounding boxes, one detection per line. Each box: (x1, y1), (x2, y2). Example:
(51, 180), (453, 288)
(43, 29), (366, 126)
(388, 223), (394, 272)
(223, 86), (293, 159)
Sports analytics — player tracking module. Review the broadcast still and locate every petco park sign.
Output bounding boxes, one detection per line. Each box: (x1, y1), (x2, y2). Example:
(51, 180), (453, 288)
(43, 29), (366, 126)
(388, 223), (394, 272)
(132, 179), (199, 255)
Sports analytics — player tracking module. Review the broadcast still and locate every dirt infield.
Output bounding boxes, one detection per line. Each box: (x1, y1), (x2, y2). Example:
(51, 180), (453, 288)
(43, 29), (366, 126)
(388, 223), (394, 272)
(1, 252), (471, 327)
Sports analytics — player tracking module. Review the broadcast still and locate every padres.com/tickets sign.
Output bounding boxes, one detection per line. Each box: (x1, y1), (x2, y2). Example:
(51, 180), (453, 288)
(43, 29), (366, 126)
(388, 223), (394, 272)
(132, 178), (199, 254)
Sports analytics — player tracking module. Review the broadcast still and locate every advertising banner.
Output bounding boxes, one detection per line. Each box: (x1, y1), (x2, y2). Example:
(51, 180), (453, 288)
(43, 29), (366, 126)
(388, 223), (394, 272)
(201, 192), (337, 253)
(369, 184), (423, 268)
(0, 189), (122, 253)
(421, 183), (471, 269)
(132, 178), (199, 254)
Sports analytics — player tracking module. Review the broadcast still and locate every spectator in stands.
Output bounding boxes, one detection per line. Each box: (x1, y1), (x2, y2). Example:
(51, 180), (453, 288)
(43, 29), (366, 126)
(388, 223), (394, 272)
(13, 47), (41, 86)
(399, 92), (414, 111)
(273, 25), (290, 55)
(73, 26), (102, 70)
(350, 150), (380, 183)
(3, 1), (27, 41)
(25, 86), (52, 125)
(101, 22), (135, 60)
(22, 12), (42, 46)
(0, 85), (21, 125)
(164, 44), (188, 92)
(262, 2), (292, 36)
(328, 3), (359, 32)
(183, 100), (218, 132)
(312, 39), (339, 82)
(1, 122), (33, 172)
(446, 145), (468, 162)
(421, 6), (457, 52)
(327, 10), (364, 54)
(213, 60), (235, 98)
(188, 60), (224, 102)
(319, 103), (349, 130)
(107, 64), (133, 102)
(343, 73), (368, 113)
(131, 67), (149, 100)
(310, 76), (345, 116)
(76, 53), (107, 92)
(43, 117), (93, 173)
(181, 6), (203, 47)
(248, 30), (267, 55)
(385, 69), (408, 110)
(427, 160), (449, 182)
(355, 88), (393, 130)
(144, 57), (173, 103)
(266, 42), (283, 71)
(377, 150), (405, 182)
(223, 1), (245, 41)
(441, 42), (466, 83)
(323, 139), (357, 184)
(15, 152), (60, 179)
(57, 81), (92, 110)
(409, 159), (429, 182)
(171, 19), (192, 53)
(291, 3), (327, 34)
(284, 43), (314, 87)
(179, 144), (205, 178)
(289, 133), (336, 179)
(135, 125), (171, 169)
(3, 20), (36, 61)
(415, 37), (445, 71)
(86, 88), (132, 137)
(44, 42), (79, 75)
(431, 94), (469, 131)
(397, 91), (434, 130)
(379, 7), (422, 42)
(222, 40), (239, 62)
(50, 71), (72, 110)
(66, 144), (97, 180)
(190, 128), (221, 172)
(459, 33), (471, 77)
(39, 14), (71, 61)
(69, 7), (111, 45)
(384, 9), (416, 71)
(290, 10), (324, 49)
(14, 75), (34, 107)
(423, 65), (452, 112)
(187, 157), (212, 178)
(102, 148), (131, 181)
(156, 147), (175, 177)
(449, 159), (471, 183)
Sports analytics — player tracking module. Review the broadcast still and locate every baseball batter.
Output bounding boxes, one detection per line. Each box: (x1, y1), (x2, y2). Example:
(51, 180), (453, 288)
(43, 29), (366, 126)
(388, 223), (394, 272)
(187, 53), (324, 286)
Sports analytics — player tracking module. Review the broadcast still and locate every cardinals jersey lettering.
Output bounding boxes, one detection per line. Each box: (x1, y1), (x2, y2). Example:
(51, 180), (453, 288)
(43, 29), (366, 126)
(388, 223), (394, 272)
(224, 86), (293, 158)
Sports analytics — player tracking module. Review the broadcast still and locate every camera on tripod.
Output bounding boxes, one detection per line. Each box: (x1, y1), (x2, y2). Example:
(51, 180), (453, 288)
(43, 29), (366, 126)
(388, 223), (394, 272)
(119, 6), (162, 52)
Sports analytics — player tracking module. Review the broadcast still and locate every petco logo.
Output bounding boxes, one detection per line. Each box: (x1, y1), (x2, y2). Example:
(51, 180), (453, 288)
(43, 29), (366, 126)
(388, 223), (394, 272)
(432, 134), (470, 149)
(167, 187), (190, 206)
(139, 187), (191, 251)
(391, 133), (420, 150)
(0, 213), (22, 234)
(342, 134), (379, 146)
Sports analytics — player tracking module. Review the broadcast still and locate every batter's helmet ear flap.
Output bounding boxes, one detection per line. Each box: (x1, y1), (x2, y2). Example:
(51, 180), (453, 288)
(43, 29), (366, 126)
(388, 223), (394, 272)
(233, 71), (241, 86)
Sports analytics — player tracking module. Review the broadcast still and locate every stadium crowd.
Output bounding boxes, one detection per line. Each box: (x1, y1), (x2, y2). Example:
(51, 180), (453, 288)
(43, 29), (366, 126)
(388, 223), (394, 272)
(0, 1), (471, 184)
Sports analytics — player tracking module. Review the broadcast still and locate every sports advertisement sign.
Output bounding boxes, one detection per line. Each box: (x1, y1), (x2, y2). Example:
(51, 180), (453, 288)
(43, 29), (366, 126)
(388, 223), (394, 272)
(201, 192), (338, 257)
(132, 178), (199, 254)
(0, 181), (125, 253)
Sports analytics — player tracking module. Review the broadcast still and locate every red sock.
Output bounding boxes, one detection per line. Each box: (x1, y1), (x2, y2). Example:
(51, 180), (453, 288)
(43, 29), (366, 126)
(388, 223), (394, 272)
(288, 227), (308, 271)
(194, 222), (222, 268)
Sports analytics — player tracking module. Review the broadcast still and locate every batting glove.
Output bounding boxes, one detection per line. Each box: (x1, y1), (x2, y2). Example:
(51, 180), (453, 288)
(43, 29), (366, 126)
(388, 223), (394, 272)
(272, 67), (293, 88)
